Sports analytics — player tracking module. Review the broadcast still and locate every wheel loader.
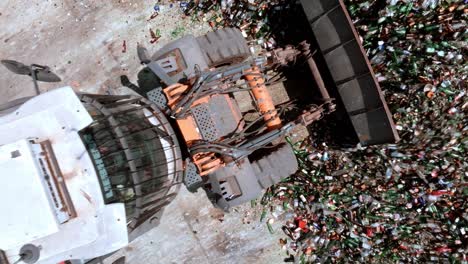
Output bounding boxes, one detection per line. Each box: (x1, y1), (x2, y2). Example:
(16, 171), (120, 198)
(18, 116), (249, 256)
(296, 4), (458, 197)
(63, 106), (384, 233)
(0, 0), (398, 263)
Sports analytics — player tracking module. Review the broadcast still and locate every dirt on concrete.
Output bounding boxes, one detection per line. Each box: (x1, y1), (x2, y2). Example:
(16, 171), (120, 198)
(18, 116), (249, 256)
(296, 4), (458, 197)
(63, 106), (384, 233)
(0, 0), (210, 102)
(103, 188), (286, 264)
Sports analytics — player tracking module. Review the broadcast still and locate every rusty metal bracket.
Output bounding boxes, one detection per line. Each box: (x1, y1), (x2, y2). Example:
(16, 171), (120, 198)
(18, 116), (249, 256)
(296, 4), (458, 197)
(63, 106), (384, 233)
(299, 107), (325, 126)
(299, 41), (337, 113)
(269, 45), (302, 67)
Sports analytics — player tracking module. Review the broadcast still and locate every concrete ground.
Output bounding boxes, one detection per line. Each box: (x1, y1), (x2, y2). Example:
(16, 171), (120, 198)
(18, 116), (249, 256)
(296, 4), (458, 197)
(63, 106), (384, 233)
(103, 188), (286, 264)
(0, 0), (210, 103)
(0, 1), (287, 263)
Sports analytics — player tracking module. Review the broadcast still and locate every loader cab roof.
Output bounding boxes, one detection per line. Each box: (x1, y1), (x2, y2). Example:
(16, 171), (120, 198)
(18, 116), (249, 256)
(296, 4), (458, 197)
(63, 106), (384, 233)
(0, 87), (127, 264)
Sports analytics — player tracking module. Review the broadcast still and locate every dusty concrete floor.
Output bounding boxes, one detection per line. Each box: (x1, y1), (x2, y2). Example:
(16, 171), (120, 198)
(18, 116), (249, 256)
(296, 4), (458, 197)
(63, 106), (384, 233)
(0, 0), (209, 102)
(0, 1), (287, 263)
(103, 188), (286, 264)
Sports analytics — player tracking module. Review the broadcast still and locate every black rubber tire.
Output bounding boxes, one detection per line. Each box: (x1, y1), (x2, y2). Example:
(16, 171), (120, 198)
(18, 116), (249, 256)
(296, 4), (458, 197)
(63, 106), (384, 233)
(197, 28), (251, 67)
(251, 143), (298, 189)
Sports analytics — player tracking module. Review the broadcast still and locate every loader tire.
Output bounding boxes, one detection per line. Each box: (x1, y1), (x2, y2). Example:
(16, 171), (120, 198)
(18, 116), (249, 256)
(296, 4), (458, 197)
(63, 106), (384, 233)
(251, 143), (299, 189)
(197, 28), (251, 67)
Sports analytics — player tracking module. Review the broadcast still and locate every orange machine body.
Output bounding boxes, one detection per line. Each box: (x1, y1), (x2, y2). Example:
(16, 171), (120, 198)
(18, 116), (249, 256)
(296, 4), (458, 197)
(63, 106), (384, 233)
(163, 83), (242, 176)
(163, 68), (279, 176)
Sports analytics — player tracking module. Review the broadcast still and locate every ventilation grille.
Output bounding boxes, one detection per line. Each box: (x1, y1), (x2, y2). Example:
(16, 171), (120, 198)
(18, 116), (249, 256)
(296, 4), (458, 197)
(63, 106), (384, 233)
(184, 162), (203, 192)
(192, 104), (219, 142)
(147, 87), (168, 110)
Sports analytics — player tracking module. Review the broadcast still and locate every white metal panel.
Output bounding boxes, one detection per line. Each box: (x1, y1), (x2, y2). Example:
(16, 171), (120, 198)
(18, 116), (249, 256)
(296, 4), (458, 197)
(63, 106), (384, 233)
(0, 139), (59, 249)
(0, 87), (128, 263)
(36, 204), (129, 264)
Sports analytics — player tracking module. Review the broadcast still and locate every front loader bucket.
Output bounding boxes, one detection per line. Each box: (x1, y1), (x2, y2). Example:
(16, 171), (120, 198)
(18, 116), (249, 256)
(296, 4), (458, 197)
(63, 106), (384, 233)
(300, 0), (399, 146)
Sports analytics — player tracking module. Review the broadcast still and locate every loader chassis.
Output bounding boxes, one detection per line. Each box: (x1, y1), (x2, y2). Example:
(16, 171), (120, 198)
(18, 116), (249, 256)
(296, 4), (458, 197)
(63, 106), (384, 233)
(130, 28), (335, 209)
(127, 0), (399, 209)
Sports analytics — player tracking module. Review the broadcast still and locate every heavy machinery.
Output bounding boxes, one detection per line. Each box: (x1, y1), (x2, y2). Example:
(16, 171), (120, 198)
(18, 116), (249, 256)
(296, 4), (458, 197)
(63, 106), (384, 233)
(0, 0), (398, 263)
